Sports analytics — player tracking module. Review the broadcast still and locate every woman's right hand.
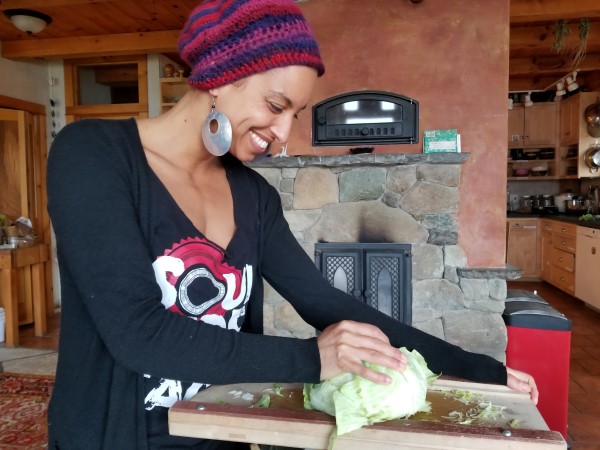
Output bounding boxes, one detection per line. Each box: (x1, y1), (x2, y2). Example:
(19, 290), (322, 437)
(317, 320), (407, 384)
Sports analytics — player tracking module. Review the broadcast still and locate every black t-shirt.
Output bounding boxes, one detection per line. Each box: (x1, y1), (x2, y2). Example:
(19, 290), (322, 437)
(143, 156), (258, 447)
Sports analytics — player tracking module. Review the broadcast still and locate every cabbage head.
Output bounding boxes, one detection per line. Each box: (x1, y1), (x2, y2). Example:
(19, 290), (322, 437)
(303, 347), (437, 436)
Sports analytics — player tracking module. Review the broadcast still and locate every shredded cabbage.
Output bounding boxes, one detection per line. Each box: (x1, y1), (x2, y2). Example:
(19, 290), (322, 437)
(303, 347), (437, 436)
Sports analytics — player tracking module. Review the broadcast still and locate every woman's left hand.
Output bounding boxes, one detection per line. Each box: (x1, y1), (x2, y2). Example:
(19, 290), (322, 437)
(507, 367), (539, 405)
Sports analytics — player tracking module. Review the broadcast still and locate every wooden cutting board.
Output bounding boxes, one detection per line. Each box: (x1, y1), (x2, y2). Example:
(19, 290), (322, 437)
(169, 378), (567, 450)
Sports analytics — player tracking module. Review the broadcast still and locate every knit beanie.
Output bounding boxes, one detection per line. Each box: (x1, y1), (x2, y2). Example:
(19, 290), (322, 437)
(178, 0), (325, 90)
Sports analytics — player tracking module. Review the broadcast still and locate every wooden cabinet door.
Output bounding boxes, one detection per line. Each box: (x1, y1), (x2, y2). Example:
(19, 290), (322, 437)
(559, 95), (579, 145)
(508, 106), (525, 148)
(0, 109), (35, 325)
(524, 103), (557, 147)
(506, 219), (538, 279)
(540, 229), (553, 281)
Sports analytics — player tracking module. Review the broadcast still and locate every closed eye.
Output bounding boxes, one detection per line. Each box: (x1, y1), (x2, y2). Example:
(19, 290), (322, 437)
(268, 102), (284, 114)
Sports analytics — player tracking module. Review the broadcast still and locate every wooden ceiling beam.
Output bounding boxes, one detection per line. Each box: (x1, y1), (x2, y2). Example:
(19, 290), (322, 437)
(0, 0), (113, 10)
(508, 76), (564, 92)
(1, 30), (179, 60)
(510, 23), (600, 57)
(510, 0), (600, 24)
(509, 53), (600, 77)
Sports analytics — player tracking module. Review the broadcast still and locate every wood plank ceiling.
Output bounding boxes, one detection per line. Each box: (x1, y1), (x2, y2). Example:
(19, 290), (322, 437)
(1, 0), (600, 92)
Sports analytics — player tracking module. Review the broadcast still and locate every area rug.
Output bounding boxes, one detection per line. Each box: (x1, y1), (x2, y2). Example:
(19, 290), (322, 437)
(0, 372), (54, 449)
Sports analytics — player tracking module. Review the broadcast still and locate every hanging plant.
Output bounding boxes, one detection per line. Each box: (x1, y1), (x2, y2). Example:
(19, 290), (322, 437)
(552, 19), (571, 53)
(552, 18), (591, 68)
(571, 18), (590, 68)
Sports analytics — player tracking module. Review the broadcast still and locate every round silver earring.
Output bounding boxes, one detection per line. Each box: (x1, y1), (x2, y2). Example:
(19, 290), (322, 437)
(201, 97), (232, 156)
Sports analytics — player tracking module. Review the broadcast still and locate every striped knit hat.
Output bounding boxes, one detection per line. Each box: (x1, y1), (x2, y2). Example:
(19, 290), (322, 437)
(178, 0), (325, 90)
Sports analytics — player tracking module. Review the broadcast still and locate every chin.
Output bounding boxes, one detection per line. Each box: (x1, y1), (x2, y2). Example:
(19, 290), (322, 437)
(232, 147), (269, 162)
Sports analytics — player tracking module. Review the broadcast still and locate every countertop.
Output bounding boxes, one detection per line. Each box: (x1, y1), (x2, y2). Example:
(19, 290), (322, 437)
(507, 212), (600, 230)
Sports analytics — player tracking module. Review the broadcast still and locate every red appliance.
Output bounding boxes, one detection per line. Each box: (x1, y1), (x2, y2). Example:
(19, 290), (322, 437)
(504, 291), (571, 440)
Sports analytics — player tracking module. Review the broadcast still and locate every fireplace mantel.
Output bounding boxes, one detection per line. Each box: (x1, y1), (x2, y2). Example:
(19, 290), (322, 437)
(248, 152), (469, 169)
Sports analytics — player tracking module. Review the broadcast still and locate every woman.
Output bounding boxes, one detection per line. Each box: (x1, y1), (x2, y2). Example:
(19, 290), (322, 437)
(46, 0), (537, 448)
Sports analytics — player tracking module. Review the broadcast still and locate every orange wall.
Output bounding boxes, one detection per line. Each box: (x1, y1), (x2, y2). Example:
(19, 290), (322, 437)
(293, 0), (509, 268)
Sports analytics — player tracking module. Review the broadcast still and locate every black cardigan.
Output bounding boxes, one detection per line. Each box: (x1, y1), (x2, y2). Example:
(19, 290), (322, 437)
(46, 119), (506, 449)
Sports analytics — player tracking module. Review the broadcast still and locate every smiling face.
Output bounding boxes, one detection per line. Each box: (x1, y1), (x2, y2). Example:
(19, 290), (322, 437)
(209, 65), (318, 161)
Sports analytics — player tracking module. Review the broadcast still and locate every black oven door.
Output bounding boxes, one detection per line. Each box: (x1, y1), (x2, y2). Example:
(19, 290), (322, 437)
(312, 90), (419, 146)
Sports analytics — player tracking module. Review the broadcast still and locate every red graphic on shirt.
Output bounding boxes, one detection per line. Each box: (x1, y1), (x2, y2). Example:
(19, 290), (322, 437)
(152, 237), (252, 331)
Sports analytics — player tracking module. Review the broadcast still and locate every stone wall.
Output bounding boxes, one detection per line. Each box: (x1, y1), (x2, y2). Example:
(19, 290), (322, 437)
(249, 154), (519, 362)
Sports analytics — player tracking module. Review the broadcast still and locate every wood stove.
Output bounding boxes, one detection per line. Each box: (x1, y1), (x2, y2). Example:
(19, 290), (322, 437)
(314, 243), (412, 325)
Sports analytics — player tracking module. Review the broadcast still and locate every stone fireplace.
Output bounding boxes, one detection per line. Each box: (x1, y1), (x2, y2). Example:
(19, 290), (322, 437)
(249, 153), (518, 363)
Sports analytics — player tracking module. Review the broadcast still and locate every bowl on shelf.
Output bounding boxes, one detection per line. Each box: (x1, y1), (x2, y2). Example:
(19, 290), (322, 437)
(523, 151), (539, 160)
(513, 168), (530, 177)
(530, 166), (549, 176)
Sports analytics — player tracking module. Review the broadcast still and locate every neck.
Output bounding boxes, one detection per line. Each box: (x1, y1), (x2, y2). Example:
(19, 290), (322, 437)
(137, 89), (215, 166)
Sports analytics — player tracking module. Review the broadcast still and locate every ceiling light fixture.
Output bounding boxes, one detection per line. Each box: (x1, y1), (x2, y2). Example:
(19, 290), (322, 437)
(528, 69), (582, 103)
(566, 71), (579, 92)
(3, 9), (52, 35)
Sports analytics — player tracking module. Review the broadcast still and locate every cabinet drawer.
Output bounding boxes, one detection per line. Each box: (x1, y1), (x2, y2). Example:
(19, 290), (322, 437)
(550, 247), (575, 272)
(550, 266), (575, 294)
(553, 235), (576, 254)
(553, 222), (577, 239)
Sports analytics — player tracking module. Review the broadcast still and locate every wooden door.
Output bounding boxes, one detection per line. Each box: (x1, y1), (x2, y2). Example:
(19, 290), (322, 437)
(559, 96), (578, 145)
(540, 229), (553, 281)
(0, 109), (29, 223)
(524, 103), (557, 147)
(0, 109), (35, 325)
(506, 219), (538, 279)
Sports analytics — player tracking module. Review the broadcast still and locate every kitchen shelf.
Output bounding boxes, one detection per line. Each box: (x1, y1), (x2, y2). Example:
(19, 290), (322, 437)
(508, 155), (556, 180)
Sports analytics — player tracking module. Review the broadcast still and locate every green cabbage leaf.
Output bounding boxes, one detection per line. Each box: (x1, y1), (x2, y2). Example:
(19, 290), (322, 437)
(303, 348), (438, 436)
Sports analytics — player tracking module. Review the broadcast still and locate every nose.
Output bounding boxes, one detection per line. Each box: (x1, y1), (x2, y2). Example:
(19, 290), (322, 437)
(271, 113), (295, 146)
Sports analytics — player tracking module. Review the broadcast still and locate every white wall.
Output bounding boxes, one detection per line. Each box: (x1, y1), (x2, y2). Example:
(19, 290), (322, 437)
(0, 42), (50, 106)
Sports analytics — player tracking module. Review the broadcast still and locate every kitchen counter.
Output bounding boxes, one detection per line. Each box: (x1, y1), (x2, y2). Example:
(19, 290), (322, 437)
(507, 212), (600, 230)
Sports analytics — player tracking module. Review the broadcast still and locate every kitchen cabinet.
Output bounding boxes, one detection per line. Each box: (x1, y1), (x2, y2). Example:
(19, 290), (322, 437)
(506, 218), (539, 279)
(558, 95), (579, 146)
(556, 92), (600, 179)
(160, 77), (189, 114)
(0, 244), (49, 347)
(508, 103), (557, 149)
(548, 221), (577, 294)
(575, 227), (600, 310)
(538, 219), (578, 295)
(314, 243), (412, 324)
